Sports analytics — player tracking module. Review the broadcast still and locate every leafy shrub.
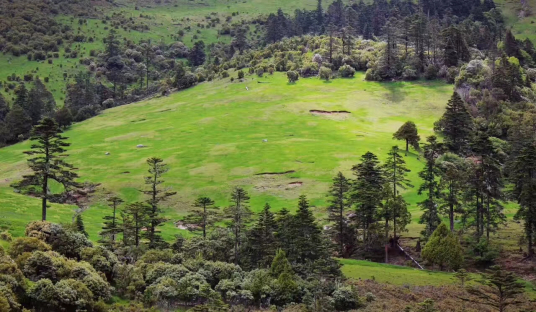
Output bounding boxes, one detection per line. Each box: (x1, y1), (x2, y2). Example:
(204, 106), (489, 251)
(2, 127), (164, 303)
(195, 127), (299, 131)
(319, 66), (332, 81)
(221, 71), (229, 78)
(256, 67), (264, 77)
(287, 71), (299, 83)
(237, 70), (244, 79)
(0, 231), (12, 242)
(402, 66), (418, 80)
(339, 65), (355, 78)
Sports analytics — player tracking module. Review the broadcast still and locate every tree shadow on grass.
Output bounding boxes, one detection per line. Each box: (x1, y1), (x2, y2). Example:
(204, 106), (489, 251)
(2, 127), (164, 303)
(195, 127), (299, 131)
(382, 82), (408, 103)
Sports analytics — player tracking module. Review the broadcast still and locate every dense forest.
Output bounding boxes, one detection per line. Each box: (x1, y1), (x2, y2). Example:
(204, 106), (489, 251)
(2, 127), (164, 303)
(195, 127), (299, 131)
(1, 0), (536, 311)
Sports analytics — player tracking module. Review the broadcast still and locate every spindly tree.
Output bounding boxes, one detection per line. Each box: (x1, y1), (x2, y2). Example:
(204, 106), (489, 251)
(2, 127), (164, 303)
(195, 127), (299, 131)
(11, 118), (79, 221)
(352, 152), (385, 246)
(383, 146), (413, 238)
(421, 223), (464, 271)
(75, 214), (89, 238)
(99, 195), (124, 249)
(393, 121), (420, 155)
(435, 92), (473, 155)
(418, 136), (445, 238)
(141, 157), (176, 249)
(183, 196), (218, 238)
(327, 172), (353, 257)
(224, 187), (253, 264)
(436, 153), (467, 232)
(467, 266), (525, 312)
(122, 202), (149, 248)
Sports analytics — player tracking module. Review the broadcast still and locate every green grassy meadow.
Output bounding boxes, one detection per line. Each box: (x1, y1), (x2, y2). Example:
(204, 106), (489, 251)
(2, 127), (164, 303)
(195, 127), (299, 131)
(0, 72), (453, 241)
(495, 0), (536, 41)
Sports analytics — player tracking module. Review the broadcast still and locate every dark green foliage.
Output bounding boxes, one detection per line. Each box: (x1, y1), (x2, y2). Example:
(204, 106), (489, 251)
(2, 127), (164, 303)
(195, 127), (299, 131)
(504, 29), (522, 60)
(99, 196), (124, 250)
(418, 136), (445, 238)
(26, 78), (56, 124)
(326, 172), (354, 257)
(54, 106), (73, 130)
(184, 196), (219, 238)
(141, 157), (176, 249)
(223, 187), (253, 264)
(0, 93), (8, 121)
(3, 104), (32, 143)
(435, 92), (473, 154)
(393, 121), (420, 154)
(11, 118), (79, 221)
(442, 26), (470, 67)
(492, 54), (523, 101)
(292, 195), (323, 263)
(352, 152), (385, 248)
(75, 214), (89, 238)
(436, 153), (467, 232)
(248, 204), (277, 268)
(188, 40), (206, 66)
(122, 202), (149, 248)
(421, 223), (464, 271)
(467, 266), (525, 312)
(287, 70), (299, 83)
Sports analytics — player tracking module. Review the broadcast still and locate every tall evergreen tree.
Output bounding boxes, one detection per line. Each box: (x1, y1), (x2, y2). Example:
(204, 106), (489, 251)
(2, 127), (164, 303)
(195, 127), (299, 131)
(352, 152), (385, 246)
(275, 208), (294, 257)
(436, 153), (467, 232)
(326, 172), (353, 257)
(141, 157), (176, 249)
(188, 41), (206, 66)
(122, 202), (149, 248)
(224, 187), (253, 264)
(75, 214), (89, 238)
(503, 29), (522, 60)
(99, 195), (124, 249)
(3, 104), (32, 142)
(511, 143), (536, 257)
(421, 223), (464, 271)
(418, 136), (445, 238)
(183, 196), (218, 238)
(293, 195), (323, 263)
(435, 92), (473, 154)
(27, 78), (56, 124)
(393, 121), (420, 155)
(0, 93), (9, 121)
(11, 118), (79, 221)
(383, 146), (413, 238)
(249, 204), (278, 268)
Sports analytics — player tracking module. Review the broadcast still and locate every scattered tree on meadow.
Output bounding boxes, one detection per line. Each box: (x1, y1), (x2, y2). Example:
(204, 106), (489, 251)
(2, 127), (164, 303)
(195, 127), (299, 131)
(184, 196), (219, 238)
(466, 266), (525, 312)
(141, 157), (176, 249)
(421, 223), (464, 271)
(11, 118), (79, 221)
(454, 269), (472, 286)
(393, 121), (420, 155)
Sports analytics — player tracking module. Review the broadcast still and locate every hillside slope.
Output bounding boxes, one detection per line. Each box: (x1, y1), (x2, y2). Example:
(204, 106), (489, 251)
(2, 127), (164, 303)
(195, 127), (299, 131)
(0, 72), (452, 240)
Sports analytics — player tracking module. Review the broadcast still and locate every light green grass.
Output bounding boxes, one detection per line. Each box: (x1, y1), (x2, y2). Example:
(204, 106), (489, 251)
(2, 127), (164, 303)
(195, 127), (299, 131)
(0, 72), (452, 241)
(495, 0), (536, 42)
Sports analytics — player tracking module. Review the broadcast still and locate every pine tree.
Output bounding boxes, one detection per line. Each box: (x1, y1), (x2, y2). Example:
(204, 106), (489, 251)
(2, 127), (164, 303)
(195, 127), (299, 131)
(27, 78), (56, 124)
(393, 121), (420, 155)
(99, 195), (124, 249)
(467, 266), (525, 312)
(0, 93), (9, 121)
(3, 104), (32, 142)
(327, 172), (352, 257)
(141, 157), (176, 249)
(105, 29), (121, 58)
(11, 118), (79, 221)
(293, 195), (323, 263)
(436, 153), (467, 232)
(224, 187), (253, 264)
(141, 41), (154, 92)
(511, 143), (536, 257)
(454, 269), (472, 286)
(383, 146), (413, 238)
(270, 249), (293, 277)
(122, 202), (149, 247)
(249, 204), (278, 268)
(188, 41), (206, 66)
(54, 106), (73, 130)
(316, 0), (324, 30)
(183, 196), (218, 238)
(275, 208), (294, 257)
(504, 29), (522, 60)
(435, 92), (473, 154)
(381, 17), (400, 78)
(442, 26), (471, 67)
(352, 152), (385, 247)
(75, 214), (89, 238)
(421, 223), (464, 271)
(13, 84), (30, 116)
(418, 136), (445, 238)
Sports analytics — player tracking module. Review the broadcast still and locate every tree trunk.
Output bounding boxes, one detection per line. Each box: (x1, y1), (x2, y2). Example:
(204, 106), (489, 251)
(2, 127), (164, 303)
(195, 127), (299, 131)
(406, 139), (409, 154)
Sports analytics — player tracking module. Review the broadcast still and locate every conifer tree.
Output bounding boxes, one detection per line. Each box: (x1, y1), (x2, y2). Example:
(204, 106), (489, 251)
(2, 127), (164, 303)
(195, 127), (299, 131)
(27, 78), (56, 124)
(13, 84), (30, 115)
(3, 104), (32, 142)
(437, 153), (467, 232)
(122, 202), (149, 247)
(0, 93), (9, 121)
(421, 223), (464, 271)
(11, 118), (79, 221)
(327, 172), (352, 257)
(511, 143), (536, 257)
(393, 121), (420, 155)
(224, 187), (253, 264)
(141, 157), (176, 249)
(435, 92), (473, 154)
(275, 208), (294, 257)
(188, 41), (206, 66)
(383, 146), (413, 238)
(75, 214), (89, 238)
(504, 29), (522, 60)
(316, 0), (324, 30)
(183, 196), (218, 238)
(99, 195), (124, 249)
(352, 152), (385, 245)
(467, 266), (525, 312)
(249, 204), (278, 268)
(418, 136), (445, 238)
(270, 249), (293, 277)
(293, 195), (323, 263)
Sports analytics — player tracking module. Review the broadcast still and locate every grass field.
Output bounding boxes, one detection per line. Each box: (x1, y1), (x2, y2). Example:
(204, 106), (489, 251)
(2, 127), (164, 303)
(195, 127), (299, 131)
(495, 0), (536, 41)
(0, 72), (453, 241)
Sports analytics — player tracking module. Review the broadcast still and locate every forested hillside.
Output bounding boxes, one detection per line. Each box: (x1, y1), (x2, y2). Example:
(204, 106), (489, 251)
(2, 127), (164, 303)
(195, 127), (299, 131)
(1, 0), (536, 312)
